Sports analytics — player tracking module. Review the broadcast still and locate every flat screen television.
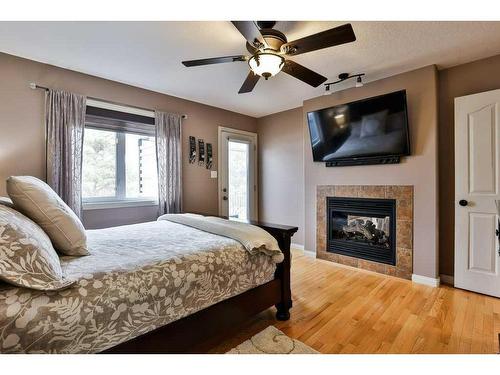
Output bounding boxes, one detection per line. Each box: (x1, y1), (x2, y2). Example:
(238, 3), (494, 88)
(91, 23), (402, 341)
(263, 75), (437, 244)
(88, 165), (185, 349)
(307, 90), (410, 165)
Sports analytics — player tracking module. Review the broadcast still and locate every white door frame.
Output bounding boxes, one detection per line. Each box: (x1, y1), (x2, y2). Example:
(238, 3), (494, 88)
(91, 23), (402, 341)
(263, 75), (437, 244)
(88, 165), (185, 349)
(217, 126), (258, 220)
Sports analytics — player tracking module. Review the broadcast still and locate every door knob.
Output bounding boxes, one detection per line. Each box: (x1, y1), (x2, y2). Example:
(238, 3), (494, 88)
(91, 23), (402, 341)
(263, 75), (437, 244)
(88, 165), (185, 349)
(223, 196), (228, 201)
(459, 199), (468, 207)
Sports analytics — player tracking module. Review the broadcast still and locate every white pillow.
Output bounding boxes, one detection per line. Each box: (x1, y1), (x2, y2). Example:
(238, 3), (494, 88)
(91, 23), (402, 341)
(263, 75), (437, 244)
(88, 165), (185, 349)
(0, 196), (15, 209)
(0, 205), (74, 291)
(7, 176), (88, 256)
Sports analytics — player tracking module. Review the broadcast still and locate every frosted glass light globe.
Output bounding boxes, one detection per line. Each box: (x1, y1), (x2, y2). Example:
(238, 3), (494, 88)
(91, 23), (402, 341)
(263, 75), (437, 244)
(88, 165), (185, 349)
(248, 53), (285, 79)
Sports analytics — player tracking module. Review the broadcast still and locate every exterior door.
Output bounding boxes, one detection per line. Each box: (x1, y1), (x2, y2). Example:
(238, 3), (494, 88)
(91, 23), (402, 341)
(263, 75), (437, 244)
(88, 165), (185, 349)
(455, 89), (500, 297)
(218, 127), (258, 221)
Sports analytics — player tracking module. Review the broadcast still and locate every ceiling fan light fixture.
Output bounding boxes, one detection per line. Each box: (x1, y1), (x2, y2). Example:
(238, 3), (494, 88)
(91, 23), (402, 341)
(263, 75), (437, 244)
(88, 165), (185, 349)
(248, 52), (285, 80)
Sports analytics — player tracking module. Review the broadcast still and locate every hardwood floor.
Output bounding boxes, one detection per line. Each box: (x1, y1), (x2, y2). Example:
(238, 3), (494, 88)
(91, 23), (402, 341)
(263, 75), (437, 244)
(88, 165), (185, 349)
(210, 250), (500, 354)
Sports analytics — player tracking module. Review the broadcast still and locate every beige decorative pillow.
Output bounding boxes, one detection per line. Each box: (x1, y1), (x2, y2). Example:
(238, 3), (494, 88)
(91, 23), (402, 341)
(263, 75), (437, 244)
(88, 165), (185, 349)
(7, 176), (88, 256)
(0, 205), (74, 290)
(0, 196), (15, 209)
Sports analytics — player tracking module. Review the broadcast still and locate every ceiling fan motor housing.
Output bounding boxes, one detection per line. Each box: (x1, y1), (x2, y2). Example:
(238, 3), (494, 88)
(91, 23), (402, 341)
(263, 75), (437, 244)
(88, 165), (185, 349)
(260, 29), (288, 51)
(256, 21), (276, 29)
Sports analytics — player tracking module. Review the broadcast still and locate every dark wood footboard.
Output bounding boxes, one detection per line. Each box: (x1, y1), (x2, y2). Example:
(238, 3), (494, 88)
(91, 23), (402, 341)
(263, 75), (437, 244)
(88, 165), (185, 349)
(250, 220), (296, 321)
(102, 220), (297, 354)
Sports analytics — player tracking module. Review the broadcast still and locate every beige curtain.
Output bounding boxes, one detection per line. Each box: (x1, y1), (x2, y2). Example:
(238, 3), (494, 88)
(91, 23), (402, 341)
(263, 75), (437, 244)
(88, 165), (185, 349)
(45, 89), (87, 218)
(155, 111), (182, 215)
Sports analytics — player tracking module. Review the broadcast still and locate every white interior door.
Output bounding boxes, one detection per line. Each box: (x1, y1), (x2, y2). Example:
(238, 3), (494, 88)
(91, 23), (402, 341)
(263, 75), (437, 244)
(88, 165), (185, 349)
(218, 127), (258, 221)
(455, 89), (500, 297)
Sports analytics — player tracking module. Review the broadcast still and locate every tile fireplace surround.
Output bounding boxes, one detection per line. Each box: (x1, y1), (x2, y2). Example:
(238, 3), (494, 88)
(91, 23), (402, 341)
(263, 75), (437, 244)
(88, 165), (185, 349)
(317, 185), (413, 279)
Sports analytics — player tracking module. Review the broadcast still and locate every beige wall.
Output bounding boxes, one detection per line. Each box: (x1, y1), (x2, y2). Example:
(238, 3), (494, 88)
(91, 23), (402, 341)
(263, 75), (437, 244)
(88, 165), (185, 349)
(438, 54), (500, 277)
(256, 65), (439, 278)
(4, 48), (499, 275)
(0, 52), (257, 228)
(256, 55), (500, 279)
(303, 65), (439, 279)
(257, 107), (304, 245)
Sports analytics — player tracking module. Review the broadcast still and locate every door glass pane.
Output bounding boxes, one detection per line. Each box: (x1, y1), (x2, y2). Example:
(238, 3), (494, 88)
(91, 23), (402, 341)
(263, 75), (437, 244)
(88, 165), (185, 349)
(228, 140), (249, 221)
(82, 128), (117, 198)
(125, 133), (158, 200)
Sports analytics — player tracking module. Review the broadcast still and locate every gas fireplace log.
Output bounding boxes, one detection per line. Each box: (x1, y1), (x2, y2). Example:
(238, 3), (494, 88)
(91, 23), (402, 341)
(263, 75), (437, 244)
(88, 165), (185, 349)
(343, 219), (375, 240)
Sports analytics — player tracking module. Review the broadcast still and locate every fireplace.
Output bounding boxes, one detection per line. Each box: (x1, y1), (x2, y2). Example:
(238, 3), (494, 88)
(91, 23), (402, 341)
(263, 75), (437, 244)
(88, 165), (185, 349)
(317, 185), (413, 279)
(327, 197), (396, 265)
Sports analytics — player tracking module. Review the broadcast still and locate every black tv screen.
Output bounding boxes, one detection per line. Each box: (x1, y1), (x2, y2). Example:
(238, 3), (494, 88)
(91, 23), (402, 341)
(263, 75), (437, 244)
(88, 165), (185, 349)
(307, 90), (410, 162)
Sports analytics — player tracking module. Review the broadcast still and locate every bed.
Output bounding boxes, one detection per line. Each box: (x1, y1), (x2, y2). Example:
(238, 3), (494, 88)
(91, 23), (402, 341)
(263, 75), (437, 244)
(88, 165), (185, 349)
(0, 215), (296, 354)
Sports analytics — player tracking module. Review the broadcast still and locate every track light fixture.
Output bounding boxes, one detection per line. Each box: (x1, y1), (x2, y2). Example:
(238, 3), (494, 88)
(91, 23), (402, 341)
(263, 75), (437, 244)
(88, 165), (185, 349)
(324, 73), (365, 94)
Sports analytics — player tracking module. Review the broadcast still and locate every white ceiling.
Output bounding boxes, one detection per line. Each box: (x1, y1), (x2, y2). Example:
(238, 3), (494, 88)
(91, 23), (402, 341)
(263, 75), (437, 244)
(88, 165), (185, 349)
(1, 21), (500, 117)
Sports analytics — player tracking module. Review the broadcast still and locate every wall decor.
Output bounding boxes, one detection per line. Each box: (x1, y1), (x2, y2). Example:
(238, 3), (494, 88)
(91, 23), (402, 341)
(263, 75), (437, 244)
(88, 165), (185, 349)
(189, 136), (196, 164)
(198, 139), (205, 166)
(206, 143), (213, 169)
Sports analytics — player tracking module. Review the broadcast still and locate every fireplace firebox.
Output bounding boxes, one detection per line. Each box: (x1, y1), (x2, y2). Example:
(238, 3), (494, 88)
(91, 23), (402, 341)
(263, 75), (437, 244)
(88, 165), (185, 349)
(327, 197), (396, 265)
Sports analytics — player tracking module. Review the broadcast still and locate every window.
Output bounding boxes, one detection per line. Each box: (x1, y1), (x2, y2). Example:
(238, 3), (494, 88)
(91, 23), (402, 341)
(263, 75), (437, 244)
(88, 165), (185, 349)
(82, 106), (158, 209)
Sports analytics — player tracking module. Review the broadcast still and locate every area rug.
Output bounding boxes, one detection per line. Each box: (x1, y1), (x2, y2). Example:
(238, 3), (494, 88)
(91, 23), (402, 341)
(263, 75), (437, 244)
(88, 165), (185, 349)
(227, 326), (319, 354)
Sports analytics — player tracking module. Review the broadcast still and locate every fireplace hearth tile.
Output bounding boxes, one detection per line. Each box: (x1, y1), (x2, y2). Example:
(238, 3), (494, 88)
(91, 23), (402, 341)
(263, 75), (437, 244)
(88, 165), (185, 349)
(396, 199), (413, 220)
(358, 259), (386, 274)
(337, 254), (359, 267)
(316, 185), (413, 279)
(396, 220), (413, 249)
(385, 186), (412, 199)
(359, 186), (385, 198)
(395, 269), (412, 279)
(384, 265), (397, 276)
(396, 247), (413, 271)
(335, 186), (360, 197)
(317, 251), (340, 263)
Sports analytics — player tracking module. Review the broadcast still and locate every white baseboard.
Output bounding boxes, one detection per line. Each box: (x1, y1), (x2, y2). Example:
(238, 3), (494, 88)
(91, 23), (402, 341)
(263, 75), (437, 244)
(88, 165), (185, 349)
(291, 243), (304, 251)
(291, 243), (316, 258)
(303, 250), (316, 258)
(440, 274), (454, 285)
(412, 274), (440, 287)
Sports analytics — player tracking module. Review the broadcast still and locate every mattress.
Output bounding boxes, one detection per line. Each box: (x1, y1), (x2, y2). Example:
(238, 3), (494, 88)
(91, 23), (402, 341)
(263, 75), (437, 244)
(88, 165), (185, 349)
(0, 220), (277, 353)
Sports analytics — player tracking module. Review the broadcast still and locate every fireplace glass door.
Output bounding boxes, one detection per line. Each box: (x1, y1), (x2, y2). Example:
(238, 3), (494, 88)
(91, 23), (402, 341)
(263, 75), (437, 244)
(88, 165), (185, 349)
(328, 197), (396, 265)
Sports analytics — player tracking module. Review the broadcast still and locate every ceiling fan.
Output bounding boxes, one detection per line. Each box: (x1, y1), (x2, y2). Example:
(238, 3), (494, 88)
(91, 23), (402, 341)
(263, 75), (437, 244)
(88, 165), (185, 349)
(182, 21), (356, 94)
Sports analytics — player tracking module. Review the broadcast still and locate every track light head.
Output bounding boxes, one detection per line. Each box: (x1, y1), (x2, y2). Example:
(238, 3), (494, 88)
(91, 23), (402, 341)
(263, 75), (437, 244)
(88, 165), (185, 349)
(355, 75), (363, 88)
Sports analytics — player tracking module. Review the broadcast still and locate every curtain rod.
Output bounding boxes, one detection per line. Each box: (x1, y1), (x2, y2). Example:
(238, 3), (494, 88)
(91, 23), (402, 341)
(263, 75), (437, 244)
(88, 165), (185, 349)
(29, 82), (188, 119)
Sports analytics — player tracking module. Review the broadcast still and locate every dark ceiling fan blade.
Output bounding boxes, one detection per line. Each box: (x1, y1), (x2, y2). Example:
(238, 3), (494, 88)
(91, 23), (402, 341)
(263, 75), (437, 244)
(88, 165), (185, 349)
(182, 55), (246, 67)
(231, 21), (267, 48)
(245, 41), (258, 54)
(238, 71), (260, 94)
(281, 23), (356, 56)
(281, 60), (327, 87)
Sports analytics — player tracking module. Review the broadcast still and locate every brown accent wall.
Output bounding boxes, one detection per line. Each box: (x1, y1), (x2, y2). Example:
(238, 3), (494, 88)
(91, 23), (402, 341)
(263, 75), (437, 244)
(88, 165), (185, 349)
(257, 107), (304, 245)
(0, 52), (257, 228)
(438, 54), (500, 277)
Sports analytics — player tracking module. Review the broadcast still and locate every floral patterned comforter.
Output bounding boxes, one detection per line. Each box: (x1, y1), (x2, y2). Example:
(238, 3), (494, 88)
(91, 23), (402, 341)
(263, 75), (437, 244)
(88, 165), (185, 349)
(0, 220), (277, 353)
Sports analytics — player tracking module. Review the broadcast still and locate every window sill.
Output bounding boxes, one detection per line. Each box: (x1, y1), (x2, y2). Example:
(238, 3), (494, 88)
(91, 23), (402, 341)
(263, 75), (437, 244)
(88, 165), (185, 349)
(83, 200), (158, 210)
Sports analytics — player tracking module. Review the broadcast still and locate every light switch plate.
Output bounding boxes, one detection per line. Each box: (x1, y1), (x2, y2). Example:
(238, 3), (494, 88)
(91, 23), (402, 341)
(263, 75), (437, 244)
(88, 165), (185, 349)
(210, 170), (217, 179)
